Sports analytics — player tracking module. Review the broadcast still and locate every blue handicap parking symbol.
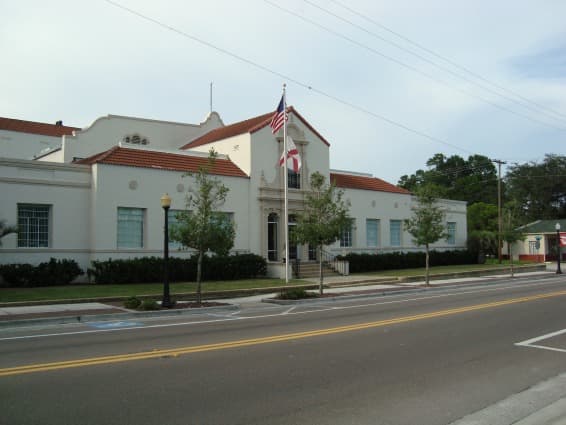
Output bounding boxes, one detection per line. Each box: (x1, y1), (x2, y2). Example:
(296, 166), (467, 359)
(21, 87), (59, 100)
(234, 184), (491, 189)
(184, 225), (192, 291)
(88, 321), (142, 329)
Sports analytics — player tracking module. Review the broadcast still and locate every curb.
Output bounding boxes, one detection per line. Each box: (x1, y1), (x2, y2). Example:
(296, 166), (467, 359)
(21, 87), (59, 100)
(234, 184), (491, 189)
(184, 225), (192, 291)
(0, 304), (239, 328)
(0, 284), (321, 308)
(262, 271), (557, 305)
(262, 287), (423, 305)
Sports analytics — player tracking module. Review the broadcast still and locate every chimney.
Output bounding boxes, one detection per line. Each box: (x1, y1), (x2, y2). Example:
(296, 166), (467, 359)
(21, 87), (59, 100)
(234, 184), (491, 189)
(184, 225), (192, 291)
(55, 120), (63, 126)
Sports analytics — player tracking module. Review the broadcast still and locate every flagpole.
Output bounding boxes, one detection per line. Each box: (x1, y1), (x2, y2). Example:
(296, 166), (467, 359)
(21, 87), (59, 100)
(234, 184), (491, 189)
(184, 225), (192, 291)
(283, 84), (289, 285)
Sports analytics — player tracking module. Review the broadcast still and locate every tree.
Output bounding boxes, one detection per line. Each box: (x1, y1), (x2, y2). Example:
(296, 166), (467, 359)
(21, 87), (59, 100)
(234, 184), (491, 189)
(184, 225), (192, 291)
(404, 185), (448, 286)
(398, 153), (497, 205)
(292, 172), (351, 295)
(170, 149), (235, 303)
(505, 154), (566, 222)
(0, 220), (17, 246)
(467, 202), (498, 260)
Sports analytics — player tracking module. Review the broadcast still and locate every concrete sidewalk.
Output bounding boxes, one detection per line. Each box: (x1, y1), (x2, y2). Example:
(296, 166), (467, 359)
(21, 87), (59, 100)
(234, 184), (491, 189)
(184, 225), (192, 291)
(449, 373), (566, 425)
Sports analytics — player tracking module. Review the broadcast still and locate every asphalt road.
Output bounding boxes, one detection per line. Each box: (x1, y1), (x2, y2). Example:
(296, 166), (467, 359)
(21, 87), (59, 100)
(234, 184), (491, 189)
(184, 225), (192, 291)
(2, 275), (566, 425)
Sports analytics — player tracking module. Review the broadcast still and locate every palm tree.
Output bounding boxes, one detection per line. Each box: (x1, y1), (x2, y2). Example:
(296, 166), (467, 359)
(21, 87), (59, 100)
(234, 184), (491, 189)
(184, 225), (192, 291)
(0, 220), (17, 246)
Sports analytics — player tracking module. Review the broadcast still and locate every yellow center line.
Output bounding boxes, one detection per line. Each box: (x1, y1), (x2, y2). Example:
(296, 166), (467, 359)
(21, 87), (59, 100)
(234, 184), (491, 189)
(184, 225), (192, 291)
(2, 289), (566, 377)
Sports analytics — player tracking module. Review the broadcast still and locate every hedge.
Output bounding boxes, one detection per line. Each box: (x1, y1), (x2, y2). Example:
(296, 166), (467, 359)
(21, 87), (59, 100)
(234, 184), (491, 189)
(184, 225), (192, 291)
(87, 254), (267, 284)
(337, 250), (477, 274)
(0, 258), (83, 287)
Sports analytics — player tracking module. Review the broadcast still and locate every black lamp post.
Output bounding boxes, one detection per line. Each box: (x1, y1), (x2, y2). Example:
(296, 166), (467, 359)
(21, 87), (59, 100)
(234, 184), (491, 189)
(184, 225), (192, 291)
(161, 193), (172, 307)
(556, 223), (562, 275)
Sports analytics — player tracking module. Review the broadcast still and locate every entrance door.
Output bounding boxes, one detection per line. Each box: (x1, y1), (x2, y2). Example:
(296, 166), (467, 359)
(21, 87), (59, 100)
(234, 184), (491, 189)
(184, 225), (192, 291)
(288, 215), (298, 260)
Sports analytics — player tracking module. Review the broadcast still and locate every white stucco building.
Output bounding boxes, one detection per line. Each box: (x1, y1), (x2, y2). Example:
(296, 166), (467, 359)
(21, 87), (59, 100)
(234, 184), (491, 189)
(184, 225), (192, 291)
(0, 108), (467, 280)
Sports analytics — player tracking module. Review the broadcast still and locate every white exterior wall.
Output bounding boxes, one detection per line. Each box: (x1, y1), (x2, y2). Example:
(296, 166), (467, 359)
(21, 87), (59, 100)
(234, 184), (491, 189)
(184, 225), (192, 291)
(189, 133), (252, 175)
(0, 158), (92, 271)
(0, 130), (63, 160)
(328, 188), (467, 255)
(58, 113), (223, 163)
(89, 163), (250, 263)
(441, 198), (468, 248)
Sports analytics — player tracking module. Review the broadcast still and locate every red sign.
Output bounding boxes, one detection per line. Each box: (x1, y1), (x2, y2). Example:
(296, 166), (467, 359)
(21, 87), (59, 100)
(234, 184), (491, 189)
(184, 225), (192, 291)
(560, 232), (566, 248)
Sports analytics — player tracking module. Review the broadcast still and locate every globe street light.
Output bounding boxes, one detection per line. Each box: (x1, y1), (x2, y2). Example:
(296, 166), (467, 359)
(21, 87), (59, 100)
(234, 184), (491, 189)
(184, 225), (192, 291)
(556, 222), (562, 275)
(161, 193), (172, 307)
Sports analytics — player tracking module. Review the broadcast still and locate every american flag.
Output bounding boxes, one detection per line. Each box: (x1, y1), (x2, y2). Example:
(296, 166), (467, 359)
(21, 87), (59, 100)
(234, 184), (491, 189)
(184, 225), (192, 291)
(270, 95), (286, 134)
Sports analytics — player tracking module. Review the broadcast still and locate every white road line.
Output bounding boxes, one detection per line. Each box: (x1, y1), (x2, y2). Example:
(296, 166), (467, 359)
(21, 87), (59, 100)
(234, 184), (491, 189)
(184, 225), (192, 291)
(516, 328), (566, 346)
(0, 277), (561, 342)
(517, 344), (566, 354)
(282, 307), (296, 315)
(515, 328), (566, 353)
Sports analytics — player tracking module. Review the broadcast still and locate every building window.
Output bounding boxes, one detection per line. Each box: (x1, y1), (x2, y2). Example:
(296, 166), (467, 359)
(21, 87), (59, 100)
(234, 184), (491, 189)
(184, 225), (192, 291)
(447, 222), (456, 245)
(17, 204), (50, 247)
(211, 212), (234, 229)
(168, 209), (183, 249)
(117, 207), (145, 248)
(268, 213), (278, 261)
(288, 169), (300, 189)
(340, 219), (354, 248)
(390, 220), (402, 247)
(366, 219), (380, 248)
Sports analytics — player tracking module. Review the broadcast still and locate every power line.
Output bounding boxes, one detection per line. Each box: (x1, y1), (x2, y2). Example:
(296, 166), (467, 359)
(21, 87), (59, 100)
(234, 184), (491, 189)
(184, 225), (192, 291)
(101, 0), (477, 155)
(324, 0), (566, 123)
(263, 0), (566, 132)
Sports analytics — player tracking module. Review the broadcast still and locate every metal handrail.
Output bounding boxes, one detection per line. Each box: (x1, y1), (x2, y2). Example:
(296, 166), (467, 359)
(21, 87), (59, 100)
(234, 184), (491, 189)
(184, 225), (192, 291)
(321, 248), (349, 276)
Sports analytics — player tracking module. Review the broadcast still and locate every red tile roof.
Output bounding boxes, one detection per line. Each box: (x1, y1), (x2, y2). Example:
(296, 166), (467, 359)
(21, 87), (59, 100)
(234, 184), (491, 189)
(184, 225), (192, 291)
(0, 117), (78, 137)
(330, 173), (410, 195)
(76, 146), (248, 178)
(181, 106), (330, 149)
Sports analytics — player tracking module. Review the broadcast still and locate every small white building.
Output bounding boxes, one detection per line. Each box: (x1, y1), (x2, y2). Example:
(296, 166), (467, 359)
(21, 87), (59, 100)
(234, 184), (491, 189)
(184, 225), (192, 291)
(0, 108), (467, 280)
(507, 219), (566, 263)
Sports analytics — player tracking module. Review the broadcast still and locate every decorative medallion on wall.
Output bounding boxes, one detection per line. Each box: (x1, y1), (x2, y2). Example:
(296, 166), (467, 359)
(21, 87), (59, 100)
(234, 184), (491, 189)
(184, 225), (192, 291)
(123, 134), (149, 145)
(128, 180), (138, 190)
(176, 183), (185, 193)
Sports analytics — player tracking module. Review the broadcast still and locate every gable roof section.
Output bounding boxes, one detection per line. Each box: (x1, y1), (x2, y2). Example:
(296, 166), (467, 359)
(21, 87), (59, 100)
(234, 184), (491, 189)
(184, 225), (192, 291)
(181, 106), (330, 149)
(517, 219), (566, 234)
(76, 146), (248, 178)
(0, 117), (78, 137)
(330, 172), (410, 195)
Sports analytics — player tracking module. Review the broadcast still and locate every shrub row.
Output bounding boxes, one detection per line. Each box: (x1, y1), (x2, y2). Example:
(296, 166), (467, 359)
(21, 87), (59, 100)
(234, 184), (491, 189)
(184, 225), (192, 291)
(0, 258), (83, 287)
(88, 254), (267, 284)
(337, 250), (477, 274)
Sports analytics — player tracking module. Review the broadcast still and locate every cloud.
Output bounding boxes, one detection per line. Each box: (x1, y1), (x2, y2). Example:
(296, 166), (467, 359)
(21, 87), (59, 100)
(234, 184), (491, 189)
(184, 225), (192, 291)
(1, 0), (565, 184)
(511, 38), (566, 80)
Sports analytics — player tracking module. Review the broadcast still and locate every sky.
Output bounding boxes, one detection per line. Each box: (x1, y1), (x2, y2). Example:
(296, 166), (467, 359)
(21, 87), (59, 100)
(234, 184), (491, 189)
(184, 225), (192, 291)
(1, 0), (565, 184)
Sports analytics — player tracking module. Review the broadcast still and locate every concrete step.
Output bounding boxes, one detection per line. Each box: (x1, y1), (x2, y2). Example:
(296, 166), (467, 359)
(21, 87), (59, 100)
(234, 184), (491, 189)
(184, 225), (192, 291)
(291, 262), (342, 278)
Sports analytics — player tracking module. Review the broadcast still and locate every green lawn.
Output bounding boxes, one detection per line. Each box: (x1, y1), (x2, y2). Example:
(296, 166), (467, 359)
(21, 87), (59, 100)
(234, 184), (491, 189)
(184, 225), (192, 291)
(0, 279), (308, 303)
(0, 261), (542, 304)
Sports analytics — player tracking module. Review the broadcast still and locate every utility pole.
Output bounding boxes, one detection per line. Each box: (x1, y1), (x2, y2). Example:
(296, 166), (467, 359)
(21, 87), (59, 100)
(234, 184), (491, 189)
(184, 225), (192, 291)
(492, 159), (506, 264)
